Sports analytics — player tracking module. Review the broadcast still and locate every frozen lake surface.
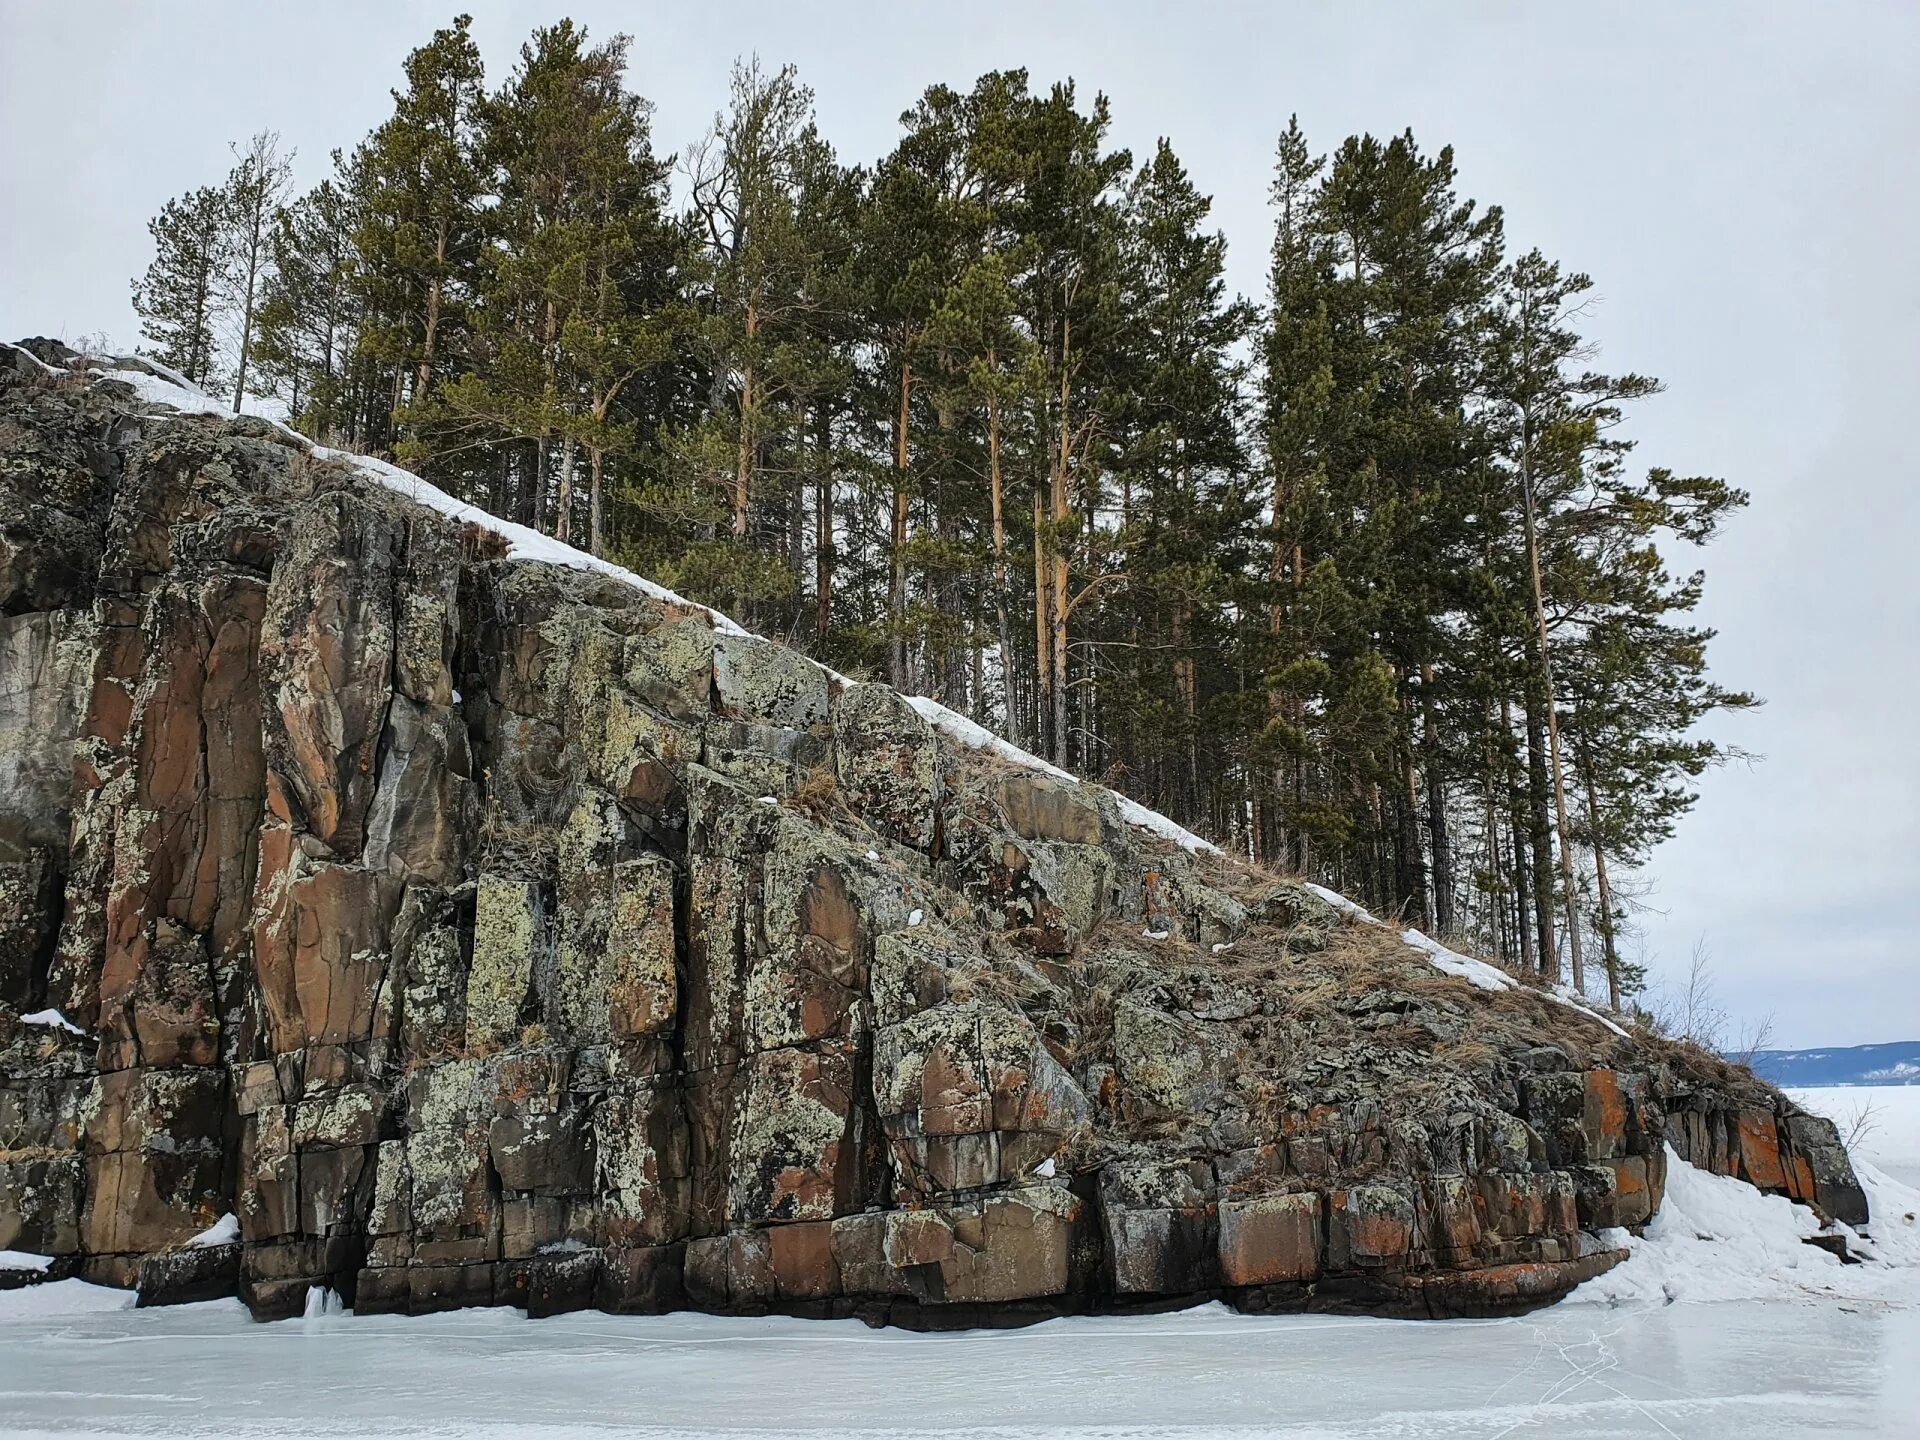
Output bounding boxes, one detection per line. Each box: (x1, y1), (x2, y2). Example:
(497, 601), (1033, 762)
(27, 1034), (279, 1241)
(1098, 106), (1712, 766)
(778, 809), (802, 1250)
(2, 1085), (1914, 1439)
(2, 1290), (1916, 1440)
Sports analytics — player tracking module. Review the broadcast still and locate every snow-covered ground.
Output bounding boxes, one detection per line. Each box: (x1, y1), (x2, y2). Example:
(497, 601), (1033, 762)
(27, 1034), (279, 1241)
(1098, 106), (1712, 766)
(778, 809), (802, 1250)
(3, 1143), (1915, 1439)
(0, 1278), (1912, 1439)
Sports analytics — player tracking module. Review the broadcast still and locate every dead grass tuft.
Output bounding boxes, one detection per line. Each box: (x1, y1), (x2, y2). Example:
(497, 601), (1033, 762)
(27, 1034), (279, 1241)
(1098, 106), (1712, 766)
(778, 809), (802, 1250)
(788, 764), (841, 823)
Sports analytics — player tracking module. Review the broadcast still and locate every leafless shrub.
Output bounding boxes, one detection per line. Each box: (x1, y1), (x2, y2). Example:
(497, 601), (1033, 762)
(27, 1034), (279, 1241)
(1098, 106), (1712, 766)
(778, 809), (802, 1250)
(1842, 1097), (1881, 1153)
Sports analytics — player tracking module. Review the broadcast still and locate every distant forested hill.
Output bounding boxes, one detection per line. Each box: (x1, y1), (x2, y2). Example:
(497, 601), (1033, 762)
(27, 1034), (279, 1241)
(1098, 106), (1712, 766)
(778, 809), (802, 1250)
(1745, 1042), (1920, 1087)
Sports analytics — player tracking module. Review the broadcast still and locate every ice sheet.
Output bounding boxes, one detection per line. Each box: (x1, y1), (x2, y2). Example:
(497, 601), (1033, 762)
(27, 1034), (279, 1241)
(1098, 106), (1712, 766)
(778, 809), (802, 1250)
(0, 1288), (1915, 1438)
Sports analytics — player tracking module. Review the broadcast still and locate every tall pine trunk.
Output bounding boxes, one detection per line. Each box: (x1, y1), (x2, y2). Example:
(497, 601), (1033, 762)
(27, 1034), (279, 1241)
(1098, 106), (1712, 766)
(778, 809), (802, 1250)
(1048, 316), (1072, 770)
(888, 354), (911, 689)
(987, 359), (1017, 747)
(1524, 689), (1558, 980)
(1577, 736), (1623, 1008)
(581, 446), (601, 555)
(1033, 484), (1051, 757)
(1420, 665), (1453, 934)
(814, 403), (833, 642)
(1518, 409), (1585, 991)
(416, 215), (448, 403)
(554, 437), (576, 545)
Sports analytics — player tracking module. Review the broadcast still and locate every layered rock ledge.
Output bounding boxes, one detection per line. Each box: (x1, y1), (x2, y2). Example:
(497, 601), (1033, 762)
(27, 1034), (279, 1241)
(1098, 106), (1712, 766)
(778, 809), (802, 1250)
(0, 340), (1868, 1323)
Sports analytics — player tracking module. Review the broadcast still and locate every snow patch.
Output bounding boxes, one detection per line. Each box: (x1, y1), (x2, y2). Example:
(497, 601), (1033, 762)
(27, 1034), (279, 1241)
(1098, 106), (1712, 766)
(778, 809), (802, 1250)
(19, 1008), (86, 1035)
(1303, 882), (1630, 1037)
(907, 909), (924, 928)
(186, 1212), (240, 1248)
(902, 695), (1218, 855)
(0, 1277), (136, 1319)
(0, 1249), (53, 1273)
(1570, 1145), (1920, 1306)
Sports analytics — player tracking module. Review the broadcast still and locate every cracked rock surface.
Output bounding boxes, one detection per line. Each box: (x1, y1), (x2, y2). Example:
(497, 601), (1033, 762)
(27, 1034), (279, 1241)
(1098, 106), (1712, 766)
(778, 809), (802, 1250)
(0, 340), (1868, 1322)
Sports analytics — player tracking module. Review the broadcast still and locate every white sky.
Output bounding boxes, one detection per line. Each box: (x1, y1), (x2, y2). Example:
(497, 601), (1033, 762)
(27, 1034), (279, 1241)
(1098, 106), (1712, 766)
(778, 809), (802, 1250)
(3, 2), (1915, 1046)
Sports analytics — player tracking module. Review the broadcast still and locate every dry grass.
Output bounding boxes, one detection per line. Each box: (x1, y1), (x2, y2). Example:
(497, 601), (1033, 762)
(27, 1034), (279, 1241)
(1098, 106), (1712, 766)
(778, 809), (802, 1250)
(787, 764), (841, 824)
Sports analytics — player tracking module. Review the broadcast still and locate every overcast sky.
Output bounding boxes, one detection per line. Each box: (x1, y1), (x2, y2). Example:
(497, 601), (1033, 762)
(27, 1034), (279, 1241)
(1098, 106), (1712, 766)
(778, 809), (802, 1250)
(3, 2), (1914, 1046)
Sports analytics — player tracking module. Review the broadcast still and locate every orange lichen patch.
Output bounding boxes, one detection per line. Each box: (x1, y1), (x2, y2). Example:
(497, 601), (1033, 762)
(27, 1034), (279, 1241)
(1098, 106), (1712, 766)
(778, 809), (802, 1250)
(1735, 1110), (1789, 1191)
(1219, 1192), (1321, 1286)
(1582, 1069), (1628, 1159)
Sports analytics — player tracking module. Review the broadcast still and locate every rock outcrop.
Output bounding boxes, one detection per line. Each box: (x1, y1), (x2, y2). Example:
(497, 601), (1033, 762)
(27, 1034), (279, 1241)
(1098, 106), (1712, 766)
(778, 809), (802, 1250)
(0, 340), (1868, 1322)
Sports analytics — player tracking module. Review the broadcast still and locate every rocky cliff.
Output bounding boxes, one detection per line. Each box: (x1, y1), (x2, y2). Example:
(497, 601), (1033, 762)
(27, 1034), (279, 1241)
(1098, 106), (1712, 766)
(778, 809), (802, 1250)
(0, 339), (1869, 1323)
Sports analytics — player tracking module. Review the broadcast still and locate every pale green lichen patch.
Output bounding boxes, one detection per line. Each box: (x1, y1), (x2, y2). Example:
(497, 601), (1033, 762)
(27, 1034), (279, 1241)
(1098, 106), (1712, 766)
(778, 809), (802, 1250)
(465, 875), (541, 1050)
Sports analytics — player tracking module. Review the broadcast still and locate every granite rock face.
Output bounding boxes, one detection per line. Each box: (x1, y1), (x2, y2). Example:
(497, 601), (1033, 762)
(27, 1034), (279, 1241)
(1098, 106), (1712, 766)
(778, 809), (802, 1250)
(0, 342), (1869, 1322)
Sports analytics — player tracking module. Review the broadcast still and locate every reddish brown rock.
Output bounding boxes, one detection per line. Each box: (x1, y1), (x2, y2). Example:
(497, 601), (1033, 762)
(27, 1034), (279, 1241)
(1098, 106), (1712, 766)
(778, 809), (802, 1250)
(1735, 1109), (1790, 1192)
(1219, 1192), (1320, 1286)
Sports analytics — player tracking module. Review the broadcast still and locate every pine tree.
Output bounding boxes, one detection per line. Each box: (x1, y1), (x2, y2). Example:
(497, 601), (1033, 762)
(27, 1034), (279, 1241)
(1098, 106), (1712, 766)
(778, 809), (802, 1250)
(349, 14), (486, 459)
(253, 175), (362, 439)
(1016, 83), (1131, 766)
(219, 131), (293, 411)
(131, 184), (230, 391)
(1108, 139), (1255, 823)
(678, 58), (826, 617)
(429, 21), (674, 545)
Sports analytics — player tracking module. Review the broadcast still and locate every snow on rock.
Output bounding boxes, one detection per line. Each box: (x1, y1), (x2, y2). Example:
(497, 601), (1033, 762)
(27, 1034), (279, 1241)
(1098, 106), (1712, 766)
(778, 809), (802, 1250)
(0, 1249), (53, 1273)
(902, 695), (1219, 855)
(1570, 1145), (1920, 1306)
(1304, 882), (1631, 1037)
(20, 1008), (86, 1035)
(186, 1212), (240, 1248)
(907, 909), (924, 928)
(314, 440), (750, 636)
(85, 355), (753, 639)
(3, 341), (64, 377)
(101, 363), (231, 418)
